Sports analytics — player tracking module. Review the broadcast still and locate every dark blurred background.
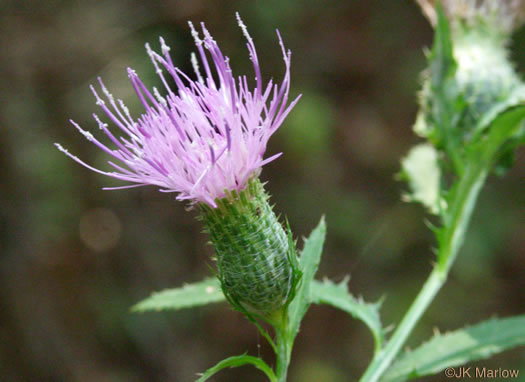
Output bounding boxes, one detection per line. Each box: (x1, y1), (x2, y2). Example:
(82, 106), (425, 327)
(1, 1), (524, 381)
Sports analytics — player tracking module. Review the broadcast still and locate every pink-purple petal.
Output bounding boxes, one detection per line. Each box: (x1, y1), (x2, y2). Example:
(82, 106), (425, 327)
(57, 16), (299, 207)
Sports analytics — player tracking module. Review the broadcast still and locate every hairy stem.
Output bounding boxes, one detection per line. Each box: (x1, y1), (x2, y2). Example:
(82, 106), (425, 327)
(359, 161), (489, 382)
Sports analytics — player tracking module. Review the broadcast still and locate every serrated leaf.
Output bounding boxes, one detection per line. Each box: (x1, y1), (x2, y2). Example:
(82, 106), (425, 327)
(196, 354), (276, 382)
(382, 314), (525, 382)
(311, 278), (384, 351)
(288, 217), (326, 340)
(400, 143), (444, 215)
(131, 277), (225, 312)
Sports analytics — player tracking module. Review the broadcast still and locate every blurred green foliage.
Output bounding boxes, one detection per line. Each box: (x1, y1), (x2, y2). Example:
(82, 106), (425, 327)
(1, 1), (524, 381)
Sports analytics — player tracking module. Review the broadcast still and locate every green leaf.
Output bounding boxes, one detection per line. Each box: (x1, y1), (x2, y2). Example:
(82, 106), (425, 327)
(382, 314), (525, 382)
(473, 85), (525, 139)
(196, 354), (276, 382)
(429, 3), (459, 136)
(399, 144), (444, 215)
(468, 105), (525, 169)
(311, 278), (384, 351)
(425, 5), (466, 172)
(429, 4), (455, 92)
(288, 217), (326, 340)
(131, 277), (225, 312)
(484, 105), (525, 176)
(484, 105), (525, 152)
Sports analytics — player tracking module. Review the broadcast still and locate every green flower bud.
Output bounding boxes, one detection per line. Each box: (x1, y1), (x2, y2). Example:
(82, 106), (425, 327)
(199, 178), (297, 316)
(414, 0), (525, 153)
(453, 26), (521, 127)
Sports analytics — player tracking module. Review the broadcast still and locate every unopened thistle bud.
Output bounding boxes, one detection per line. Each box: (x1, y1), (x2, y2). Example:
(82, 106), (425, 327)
(57, 14), (300, 315)
(200, 179), (295, 314)
(414, 0), (525, 145)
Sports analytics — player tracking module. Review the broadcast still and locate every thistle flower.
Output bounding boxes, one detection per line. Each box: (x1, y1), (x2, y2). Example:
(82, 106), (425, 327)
(56, 13), (299, 208)
(57, 15), (301, 316)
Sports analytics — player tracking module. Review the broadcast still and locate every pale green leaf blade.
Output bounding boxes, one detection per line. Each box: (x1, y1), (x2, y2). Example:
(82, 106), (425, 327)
(196, 354), (276, 382)
(311, 278), (384, 351)
(382, 315), (525, 382)
(132, 277), (225, 312)
(288, 217), (326, 339)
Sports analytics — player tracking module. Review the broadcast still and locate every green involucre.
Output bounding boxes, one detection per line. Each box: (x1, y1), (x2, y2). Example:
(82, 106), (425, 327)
(200, 178), (296, 315)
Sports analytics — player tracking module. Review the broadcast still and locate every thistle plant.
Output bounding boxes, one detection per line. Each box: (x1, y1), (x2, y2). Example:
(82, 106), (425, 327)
(57, 14), (303, 381)
(362, 1), (525, 380)
(57, 4), (525, 381)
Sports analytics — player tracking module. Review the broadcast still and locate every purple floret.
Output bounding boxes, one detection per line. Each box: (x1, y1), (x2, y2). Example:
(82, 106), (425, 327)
(57, 13), (300, 207)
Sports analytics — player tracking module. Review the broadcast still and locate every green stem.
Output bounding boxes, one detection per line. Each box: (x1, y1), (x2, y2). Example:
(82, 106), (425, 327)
(359, 161), (489, 382)
(274, 320), (291, 382)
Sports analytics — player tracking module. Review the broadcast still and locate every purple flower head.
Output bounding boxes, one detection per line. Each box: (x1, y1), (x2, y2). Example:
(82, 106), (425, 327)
(56, 13), (300, 207)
